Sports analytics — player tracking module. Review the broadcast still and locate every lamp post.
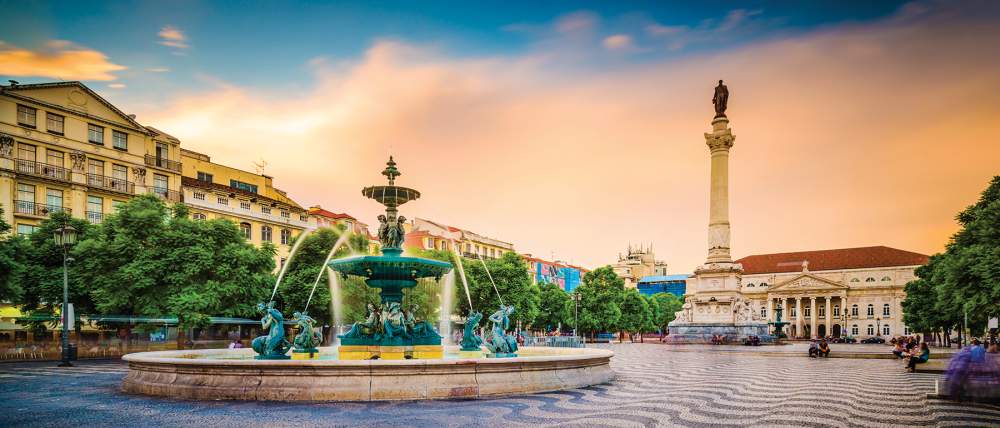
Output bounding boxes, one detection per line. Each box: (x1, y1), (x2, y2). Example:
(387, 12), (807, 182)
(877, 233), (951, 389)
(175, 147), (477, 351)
(572, 292), (581, 340)
(876, 317), (882, 338)
(54, 222), (77, 367)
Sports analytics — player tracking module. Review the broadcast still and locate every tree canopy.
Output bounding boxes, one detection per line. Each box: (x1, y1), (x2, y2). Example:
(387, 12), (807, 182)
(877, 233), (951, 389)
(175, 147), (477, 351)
(454, 252), (540, 328)
(534, 282), (570, 332)
(573, 266), (625, 336)
(0, 206), (27, 304)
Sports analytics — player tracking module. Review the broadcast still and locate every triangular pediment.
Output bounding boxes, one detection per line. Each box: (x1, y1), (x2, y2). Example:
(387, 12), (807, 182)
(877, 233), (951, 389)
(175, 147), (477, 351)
(4, 82), (147, 132)
(768, 273), (848, 292)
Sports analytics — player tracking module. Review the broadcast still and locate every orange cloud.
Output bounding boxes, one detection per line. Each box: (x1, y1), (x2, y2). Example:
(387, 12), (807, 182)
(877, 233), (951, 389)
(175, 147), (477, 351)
(602, 34), (633, 51)
(139, 3), (1000, 271)
(158, 25), (189, 49)
(0, 40), (125, 81)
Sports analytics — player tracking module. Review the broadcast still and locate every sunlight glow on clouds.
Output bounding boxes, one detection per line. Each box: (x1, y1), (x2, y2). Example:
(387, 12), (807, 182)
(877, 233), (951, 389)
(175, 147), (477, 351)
(0, 40), (125, 81)
(140, 3), (1000, 269)
(158, 25), (189, 49)
(602, 34), (633, 51)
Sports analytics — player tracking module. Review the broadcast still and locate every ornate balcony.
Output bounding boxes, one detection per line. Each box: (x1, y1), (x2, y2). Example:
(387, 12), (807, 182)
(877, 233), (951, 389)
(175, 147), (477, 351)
(86, 211), (104, 224)
(87, 173), (134, 195)
(14, 158), (71, 182)
(13, 200), (70, 217)
(149, 187), (182, 203)
(144, 155), (182, 172)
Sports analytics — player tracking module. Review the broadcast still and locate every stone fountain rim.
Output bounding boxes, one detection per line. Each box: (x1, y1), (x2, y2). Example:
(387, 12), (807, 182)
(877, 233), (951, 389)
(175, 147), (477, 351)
(122, 346), (613, 367)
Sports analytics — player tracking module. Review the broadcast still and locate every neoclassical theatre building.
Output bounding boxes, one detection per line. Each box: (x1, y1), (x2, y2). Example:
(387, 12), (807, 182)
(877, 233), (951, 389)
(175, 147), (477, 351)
(736, 246), (928, 339)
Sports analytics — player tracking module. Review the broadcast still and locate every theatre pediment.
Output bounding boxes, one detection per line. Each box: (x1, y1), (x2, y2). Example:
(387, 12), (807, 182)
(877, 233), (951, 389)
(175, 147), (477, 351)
(768, 274), (847, 293)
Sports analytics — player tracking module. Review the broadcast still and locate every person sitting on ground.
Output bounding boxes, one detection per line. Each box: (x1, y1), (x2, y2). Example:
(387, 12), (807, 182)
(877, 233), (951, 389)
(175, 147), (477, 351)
(228, 338), (243, 349)
(892, 341), (906, 358)
(906, 342), (930, 372)
(818, 339), (831, 357)
(808, 340), (819, 358)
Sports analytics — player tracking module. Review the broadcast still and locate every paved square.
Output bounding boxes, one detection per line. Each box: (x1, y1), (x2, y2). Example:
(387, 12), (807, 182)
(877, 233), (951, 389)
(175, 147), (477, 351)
(0, 344), (997, 427)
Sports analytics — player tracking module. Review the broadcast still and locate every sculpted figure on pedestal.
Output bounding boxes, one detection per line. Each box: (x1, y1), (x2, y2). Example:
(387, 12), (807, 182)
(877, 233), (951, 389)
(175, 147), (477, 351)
(713, 80), (729, 118)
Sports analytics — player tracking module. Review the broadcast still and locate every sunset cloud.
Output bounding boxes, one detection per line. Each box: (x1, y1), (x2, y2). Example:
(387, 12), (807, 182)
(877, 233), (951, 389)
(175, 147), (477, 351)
(158, 25), (189, 49)
(139, 3), (1000, 270)
(0, 40), (125, 81)
(602, 34), (633, 51)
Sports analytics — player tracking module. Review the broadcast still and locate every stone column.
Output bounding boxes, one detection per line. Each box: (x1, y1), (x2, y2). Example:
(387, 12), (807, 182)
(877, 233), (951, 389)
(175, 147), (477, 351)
(767, 298), (774, 322)
(810, 297), (818, 339)
(704, 117), (735, 264)
(795, 297), (803, 338)
(825, 296), (832, 338)
(0, 171), (13, 228)
(69, 185), (86, 220)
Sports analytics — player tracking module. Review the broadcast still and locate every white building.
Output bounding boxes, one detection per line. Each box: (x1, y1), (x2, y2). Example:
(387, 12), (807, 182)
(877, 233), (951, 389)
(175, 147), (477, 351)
(737, 246), (928, 339)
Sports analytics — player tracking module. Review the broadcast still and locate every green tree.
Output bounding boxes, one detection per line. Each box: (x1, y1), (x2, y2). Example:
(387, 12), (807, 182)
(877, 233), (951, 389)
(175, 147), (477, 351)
(619, 288), (648, 342)
(534, 282), (570, 332)
(652, 292), (683, 331)
(455, 252), (540, 329)
(17, 211), (95, 325)
(641, 295), (660, 340)
(574, 266), (624, 339)
(73, 195), (276, 335)
(0, 206), (27, 304)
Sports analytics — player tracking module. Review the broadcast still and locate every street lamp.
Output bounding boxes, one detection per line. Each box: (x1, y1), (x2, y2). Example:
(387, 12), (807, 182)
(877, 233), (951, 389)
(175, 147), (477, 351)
(876, 317), (882, 338)
(572, 292), (581, 340)
(54, 223), (77, 367)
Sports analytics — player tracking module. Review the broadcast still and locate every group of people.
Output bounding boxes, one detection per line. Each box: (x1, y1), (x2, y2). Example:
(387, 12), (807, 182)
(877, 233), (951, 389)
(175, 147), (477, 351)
(808, 339), (831, 357)
(890, 336), (931, 372)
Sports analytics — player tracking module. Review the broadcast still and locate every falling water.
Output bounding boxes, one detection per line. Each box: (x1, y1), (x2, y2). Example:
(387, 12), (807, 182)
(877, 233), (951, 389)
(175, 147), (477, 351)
(449, 243), (474, 309)
(270, 229), (313, 301)
(328, 268), (343, 346)
(304, 230), (352, 312)
(439, 271), (455, 345)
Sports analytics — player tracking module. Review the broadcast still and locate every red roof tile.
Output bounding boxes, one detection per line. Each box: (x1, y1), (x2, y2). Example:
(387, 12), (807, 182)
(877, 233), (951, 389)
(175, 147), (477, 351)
(307, 207), (356, 220)
(736, 246), (929, 275)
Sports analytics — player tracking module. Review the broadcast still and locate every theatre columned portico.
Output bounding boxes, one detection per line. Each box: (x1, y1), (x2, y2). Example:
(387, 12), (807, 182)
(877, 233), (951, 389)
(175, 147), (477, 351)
(751, 272), (849, 339)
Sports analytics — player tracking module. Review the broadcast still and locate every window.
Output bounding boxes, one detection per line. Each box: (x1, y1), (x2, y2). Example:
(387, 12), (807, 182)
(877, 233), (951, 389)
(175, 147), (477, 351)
(791, 307), (797, 317)
(46, 189), (64, 211)
(280, 229), (291, 245)
(760, 307), (767, 318)
(866, 304), (874, 317)
(112, 130), (128, 150)
(851, 304), (858, 317)
(760, 282), (768, 287)
(865, 277), (875, 283)
(280, 210), (290, 219)
(155, 142), (168, 159)
(16, 184), (35, 213)
(261, 206), (271, 214)
(197, 172), (213, 183)
(112, 164), (128, 180)
(904, 325), (911, 336)
(883, 304), (890, 317)
(193, 192), (205, 200)
(87, 196), (103, 224)
(881, 276), (892, 282)
(217, 196), (228, 205)
(230, 179), (258, 194)
(261, 225), (272, 242)
(17, 105), (36, 127)
(240, 201), (251, 210)
(804, 307), (811, 317)
(852, 325), (859, 336)
(883, 325), (890, 336)
(46, 113), (64, 134)
(17, 143), (36, 160)
(850, 278), (860, 283)
(746, 283), (755, 287)
(46, 149), (64, 168)
(192, 213), (207, 220)
(88, 159), (105, 176)
(833, 305), (840, 317)
(818, 306), (825, 317)
(112, 200), (125, 210)
(153, 174), (168, 192)
(16, 224), (37, 236)
(299, 214), (307, 221)
(88, 124), (104, 144)
(240, 223), (251, 239)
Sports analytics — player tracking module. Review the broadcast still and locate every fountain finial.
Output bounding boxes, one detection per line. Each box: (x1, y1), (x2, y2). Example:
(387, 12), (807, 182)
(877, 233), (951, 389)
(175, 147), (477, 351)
(382, 156), (400, 185)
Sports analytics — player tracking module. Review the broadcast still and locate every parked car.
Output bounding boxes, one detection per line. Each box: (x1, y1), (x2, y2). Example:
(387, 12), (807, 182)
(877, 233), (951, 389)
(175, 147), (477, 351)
(831, 336), (856, 344)
(861, 337), (886, 344)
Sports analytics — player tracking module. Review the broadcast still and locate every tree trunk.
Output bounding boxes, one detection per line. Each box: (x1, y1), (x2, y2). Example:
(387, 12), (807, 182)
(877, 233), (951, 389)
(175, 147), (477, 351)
(176, 329), (186, 350)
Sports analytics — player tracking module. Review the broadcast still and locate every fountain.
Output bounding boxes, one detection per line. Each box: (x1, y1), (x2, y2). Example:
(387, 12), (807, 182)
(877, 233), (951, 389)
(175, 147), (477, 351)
(769, 303), (789, 339)
(120, 157), (613, 401)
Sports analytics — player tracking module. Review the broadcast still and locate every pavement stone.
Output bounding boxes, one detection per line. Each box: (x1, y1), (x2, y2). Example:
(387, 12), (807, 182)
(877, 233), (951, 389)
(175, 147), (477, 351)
(0, 343), (997, 427)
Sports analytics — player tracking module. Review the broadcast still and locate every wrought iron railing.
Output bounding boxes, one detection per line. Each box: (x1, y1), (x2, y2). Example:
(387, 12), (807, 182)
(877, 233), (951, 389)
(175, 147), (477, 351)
(87, 173), (134, 194)
(149, 187), (182, 202)
(86, 211), (104, 224)
(144, 155), (182, 172)
(13, 200), (69, 217)
(15, 158), (71, 182)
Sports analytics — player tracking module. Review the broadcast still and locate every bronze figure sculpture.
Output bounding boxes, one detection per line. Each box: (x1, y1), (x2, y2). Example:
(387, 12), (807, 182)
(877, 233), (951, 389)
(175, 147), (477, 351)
(713, 79), (729, 118)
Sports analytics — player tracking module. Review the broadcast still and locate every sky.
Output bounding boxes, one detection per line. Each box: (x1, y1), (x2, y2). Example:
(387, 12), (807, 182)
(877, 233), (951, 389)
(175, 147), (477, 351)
(2, 0), (999, 272)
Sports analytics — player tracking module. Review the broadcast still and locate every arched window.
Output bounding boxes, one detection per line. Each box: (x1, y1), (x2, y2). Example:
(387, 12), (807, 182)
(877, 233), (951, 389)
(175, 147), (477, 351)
(760, 282), (768, 287)
(881, 276), (892, 281)
(280, 229), (291, 245)
(851, 304), (858, 317)
(867, 324), (875, 335)
(261, 225), (272, 242)
(239, 222), (251, 240)
(760, 306), (766, 318)
(851, 324), (859, 335)
(865, 277), (875, 282)
(746, 283), (755, 287)
(850, 278), (860, 283)
(866, 304), (874, 317)
(883, 303), (890, 316)
(192, 213), (206, 220)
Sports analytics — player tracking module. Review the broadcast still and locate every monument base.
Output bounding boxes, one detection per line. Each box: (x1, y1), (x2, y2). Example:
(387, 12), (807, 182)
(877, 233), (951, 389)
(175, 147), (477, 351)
(291, 349), (320, 360)
(487, 352), (518, 358)
(338, 345), (444, 360)
(663, 322), (773, 344)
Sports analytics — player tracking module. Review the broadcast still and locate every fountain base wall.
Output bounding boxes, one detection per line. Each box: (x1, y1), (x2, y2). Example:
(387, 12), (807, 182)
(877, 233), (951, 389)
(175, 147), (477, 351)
(121, 346), (613, 401)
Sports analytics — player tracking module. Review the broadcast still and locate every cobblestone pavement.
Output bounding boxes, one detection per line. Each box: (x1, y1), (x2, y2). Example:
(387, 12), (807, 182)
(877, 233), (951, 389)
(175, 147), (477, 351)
(0, 344), (997, 428)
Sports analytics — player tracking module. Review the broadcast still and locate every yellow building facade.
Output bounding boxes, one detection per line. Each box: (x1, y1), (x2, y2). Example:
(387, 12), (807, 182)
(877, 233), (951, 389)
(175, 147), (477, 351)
(180, 149), (313, 267)
(0, 82), (183, 233)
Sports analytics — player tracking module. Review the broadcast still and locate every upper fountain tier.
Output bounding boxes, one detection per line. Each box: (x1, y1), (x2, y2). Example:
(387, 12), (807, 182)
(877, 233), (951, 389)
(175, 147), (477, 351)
(361, 156), (420, 209)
